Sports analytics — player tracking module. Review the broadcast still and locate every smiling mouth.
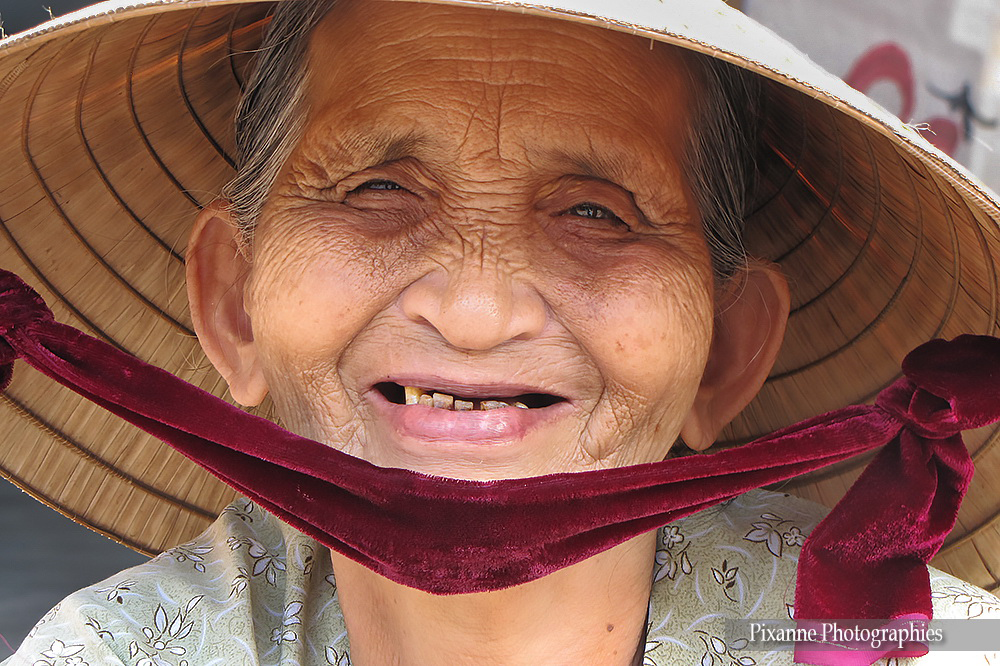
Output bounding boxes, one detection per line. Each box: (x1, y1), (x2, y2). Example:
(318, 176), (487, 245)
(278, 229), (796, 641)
(375, 382), (565, 412)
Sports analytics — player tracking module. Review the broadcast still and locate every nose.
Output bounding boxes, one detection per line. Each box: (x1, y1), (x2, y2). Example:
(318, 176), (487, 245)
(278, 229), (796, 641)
(399, 252), (547, 351)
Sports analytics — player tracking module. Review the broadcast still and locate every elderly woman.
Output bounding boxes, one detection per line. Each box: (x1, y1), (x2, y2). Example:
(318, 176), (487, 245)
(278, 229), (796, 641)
(188, 2), (787, 661)
(1, 0), (999, 664)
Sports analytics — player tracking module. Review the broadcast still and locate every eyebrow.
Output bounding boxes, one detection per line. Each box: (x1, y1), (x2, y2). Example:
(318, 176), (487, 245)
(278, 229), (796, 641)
(325, 129), (675, 207)
(546, 148), (643, 188)
(335, 129), (428, 168)
(335, 129), (643, 185)
(546, 146), (693, 224)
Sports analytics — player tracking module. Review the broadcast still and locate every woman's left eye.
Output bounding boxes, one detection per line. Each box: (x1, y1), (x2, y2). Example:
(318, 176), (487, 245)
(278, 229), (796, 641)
(349, 179), (405, 193)
(566, 202), (629, 228)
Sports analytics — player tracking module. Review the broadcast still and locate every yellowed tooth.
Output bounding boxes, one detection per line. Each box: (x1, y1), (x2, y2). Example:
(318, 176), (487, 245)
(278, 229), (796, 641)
(419, 393), (433, 407)
(513, 401), (529, 409)
(404, 386), (421, 405)
(455, 399), (473, 411)
(481, 400), (509, 410)
(432, 392), (454, 410)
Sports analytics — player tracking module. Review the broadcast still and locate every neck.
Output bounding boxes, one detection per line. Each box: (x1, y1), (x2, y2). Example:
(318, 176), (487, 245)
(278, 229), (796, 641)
(330, 531), (657, 666)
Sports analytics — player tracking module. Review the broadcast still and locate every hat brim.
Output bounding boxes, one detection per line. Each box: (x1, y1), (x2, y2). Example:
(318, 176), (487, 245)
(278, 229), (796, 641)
(0, 0), (997, 593)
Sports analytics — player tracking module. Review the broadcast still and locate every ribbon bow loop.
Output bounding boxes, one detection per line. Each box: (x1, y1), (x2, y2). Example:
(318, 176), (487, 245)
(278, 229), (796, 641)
(876, 378), (960, 439)
(0, 270), (55, 390)
(0, 270), (54, 334)
(879, 334), (1000, 433)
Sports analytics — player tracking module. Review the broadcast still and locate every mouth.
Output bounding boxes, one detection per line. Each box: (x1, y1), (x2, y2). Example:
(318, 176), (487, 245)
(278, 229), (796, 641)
(374, 382), (566, 411)
(368, 380), (572, 447)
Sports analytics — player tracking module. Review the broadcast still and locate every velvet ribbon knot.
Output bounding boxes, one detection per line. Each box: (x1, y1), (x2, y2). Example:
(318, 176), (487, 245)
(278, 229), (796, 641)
(0, 269), (994, 665)
(790, 339), (985, 664)
(796, 338), (987, 618)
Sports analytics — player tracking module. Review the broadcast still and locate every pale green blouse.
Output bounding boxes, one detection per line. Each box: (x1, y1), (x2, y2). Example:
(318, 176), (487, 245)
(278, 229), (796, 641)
(4, 489), (998, 666)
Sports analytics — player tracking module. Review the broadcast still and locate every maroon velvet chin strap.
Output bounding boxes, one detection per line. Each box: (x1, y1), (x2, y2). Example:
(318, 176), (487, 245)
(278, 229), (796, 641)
(0, 271), (990, 641)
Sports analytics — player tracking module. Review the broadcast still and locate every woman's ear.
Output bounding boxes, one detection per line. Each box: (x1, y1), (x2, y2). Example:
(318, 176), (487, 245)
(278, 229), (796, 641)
(680, 260), (789, 451)
(186, 201), (269, 406)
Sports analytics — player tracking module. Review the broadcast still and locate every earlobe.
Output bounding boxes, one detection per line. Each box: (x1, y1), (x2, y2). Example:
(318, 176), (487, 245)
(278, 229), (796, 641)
(680, 261), (790, 451)
(186, 201), (269, 406)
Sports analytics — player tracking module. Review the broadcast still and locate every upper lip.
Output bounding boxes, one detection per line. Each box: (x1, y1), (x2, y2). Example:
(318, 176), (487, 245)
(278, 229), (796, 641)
(367, 375), (569, 401)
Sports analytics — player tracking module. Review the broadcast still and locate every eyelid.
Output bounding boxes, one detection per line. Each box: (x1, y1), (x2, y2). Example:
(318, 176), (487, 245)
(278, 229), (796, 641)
(347, 178), (407, 194)
(564, 201), (632, 230)
(542, 176), (647, 222)
(337, 158), (429, 198)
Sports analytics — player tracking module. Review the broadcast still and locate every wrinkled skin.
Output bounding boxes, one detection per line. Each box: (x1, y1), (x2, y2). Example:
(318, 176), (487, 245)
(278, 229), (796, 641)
(230, 3), (714, 481)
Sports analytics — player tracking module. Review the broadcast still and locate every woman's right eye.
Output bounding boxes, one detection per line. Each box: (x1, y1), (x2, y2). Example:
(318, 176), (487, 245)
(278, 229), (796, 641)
(348, 179), (405, 194)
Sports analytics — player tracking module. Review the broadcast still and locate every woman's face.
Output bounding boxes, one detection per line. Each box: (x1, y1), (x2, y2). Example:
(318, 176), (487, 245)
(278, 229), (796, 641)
(238, 1), (717, 480)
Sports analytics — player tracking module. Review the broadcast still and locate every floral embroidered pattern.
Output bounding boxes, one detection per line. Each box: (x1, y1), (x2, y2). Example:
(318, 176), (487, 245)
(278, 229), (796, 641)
(230, 565), (251, 598)
(166, 543), (213, 574)
(782, 526), (804, 547)
(693, 630), (756, 666)
(95, 580), (136, 604)
(653, 524), (694, 582)
(931, 584), (1000, 618)
(293, 543), (316, 576)
(744, 512), (806, 558)
(226, 536), (286, 585)
(83, 617), (112, 642)
(222, 499), (257, 524)
(640, 637), (663, 666)
(270, 601), (304, 645)
(31, 639), (87, 666)
(710, 559), (741, 603)
(26, 603), (60, 639)
(326, 646), (351, 666)
(127, 596), (202, 666)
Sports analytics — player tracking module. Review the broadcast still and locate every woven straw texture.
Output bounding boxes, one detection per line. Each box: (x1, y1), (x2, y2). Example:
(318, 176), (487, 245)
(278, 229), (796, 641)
(0, 0), (998, 593)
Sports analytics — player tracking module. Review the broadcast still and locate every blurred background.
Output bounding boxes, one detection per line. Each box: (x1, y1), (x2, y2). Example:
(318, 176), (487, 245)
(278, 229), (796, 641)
(3, 0), (1000, 656)
(742, 0), (1000, 193)
(0, 0), (90, 35)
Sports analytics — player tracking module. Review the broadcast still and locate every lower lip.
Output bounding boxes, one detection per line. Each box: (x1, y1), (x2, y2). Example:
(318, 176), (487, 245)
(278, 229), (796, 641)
(368, 390), (569, 445)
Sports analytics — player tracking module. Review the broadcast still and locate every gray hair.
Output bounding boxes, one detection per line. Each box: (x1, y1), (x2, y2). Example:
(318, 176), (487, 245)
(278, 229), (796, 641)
(222, 0), (330, 242)
(224, 0), (760, 279)
(686, 56), (761, 279)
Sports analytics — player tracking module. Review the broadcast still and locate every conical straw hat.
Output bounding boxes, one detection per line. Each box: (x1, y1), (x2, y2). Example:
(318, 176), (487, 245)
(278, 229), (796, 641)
(0, 0), (998, 594)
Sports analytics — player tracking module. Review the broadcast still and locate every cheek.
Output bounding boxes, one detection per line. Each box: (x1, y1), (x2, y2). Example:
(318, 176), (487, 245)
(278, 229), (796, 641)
(563, 250), (715, 400)
(244, 214), (403, 365)
(248, 263), (360, 362)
